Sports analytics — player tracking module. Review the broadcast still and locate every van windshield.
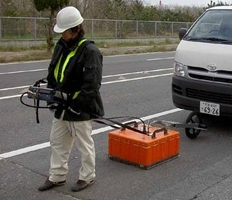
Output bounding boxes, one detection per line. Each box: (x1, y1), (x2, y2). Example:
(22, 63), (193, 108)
(185, 10), (232, 44)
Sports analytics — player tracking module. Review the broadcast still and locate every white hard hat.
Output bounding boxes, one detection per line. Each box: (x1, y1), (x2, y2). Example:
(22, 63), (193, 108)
(54, 6), (84, 33)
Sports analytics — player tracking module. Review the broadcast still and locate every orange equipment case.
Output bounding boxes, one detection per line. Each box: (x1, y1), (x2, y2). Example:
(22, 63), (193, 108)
(108, 124), (180, 169)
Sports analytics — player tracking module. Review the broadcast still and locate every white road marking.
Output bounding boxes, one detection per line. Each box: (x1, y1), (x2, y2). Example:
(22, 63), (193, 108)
(103, 73), (172, 85)
(147, 57), (174, 61)
(0, 94), (21, 100)
(0, 108), (182, 160)
(103, 68), (172, 78)
(0, 69), (46, 75)
(0, 67), (172, 76)
(0, 84), (46, 92)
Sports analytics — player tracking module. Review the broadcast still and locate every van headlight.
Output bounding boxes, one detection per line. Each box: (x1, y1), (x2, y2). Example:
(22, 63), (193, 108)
(173, 62), (186, 77)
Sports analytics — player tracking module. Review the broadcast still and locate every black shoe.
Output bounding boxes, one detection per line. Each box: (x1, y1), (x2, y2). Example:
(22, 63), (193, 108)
(71, 180), (94, 192)
(38, 178), (66, 191)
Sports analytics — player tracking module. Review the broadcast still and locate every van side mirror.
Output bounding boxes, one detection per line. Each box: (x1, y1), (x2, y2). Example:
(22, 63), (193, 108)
(179, 28), (188, 40)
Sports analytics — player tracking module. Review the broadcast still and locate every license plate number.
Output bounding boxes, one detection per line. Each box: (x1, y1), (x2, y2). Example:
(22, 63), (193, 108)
(200, 101), (220, 116)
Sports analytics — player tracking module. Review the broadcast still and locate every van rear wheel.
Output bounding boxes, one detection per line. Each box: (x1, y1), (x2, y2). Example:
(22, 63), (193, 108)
(185, 112), (202, 139)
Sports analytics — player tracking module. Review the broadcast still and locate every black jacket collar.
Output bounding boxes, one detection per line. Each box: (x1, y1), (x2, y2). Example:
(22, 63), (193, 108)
(58, 37), (85, 51)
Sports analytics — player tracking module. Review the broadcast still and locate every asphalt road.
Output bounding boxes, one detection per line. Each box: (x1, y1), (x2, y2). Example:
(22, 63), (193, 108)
(1, 52), (232, 200)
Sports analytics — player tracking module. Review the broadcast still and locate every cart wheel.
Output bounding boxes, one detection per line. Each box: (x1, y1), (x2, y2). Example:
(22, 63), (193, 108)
(185, 112), (202, 139)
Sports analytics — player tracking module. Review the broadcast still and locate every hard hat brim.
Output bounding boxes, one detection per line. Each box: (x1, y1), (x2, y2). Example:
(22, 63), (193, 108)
(53, 17), (84, 33)
(53, 25), (67, 33)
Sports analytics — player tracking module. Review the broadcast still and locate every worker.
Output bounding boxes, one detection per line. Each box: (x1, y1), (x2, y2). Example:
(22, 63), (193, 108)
(38, 6), (104, 192)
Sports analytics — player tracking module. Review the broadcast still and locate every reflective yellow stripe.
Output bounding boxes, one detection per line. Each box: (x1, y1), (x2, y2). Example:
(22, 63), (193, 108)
(72, 91), (80, 99)
(54, 55), (62, 81)
(54, 39), (87, 83)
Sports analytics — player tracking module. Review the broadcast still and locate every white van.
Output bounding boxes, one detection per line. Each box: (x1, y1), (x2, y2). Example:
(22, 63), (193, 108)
(172, 6), (232, 117)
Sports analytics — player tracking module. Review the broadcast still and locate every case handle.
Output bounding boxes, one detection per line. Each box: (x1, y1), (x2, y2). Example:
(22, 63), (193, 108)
(151, 127), (168, 139)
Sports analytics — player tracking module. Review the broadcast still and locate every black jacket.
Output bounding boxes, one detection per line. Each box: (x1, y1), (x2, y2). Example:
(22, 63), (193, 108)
(47, 37), (104, 121)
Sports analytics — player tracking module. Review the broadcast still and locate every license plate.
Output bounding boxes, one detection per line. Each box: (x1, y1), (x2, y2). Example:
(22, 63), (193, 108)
(200, 101), (220, 116)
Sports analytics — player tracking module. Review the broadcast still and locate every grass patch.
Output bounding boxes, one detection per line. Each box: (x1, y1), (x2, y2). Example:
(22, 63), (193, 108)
(96, 38), (179, 48)
(0, 50), (52, 63)
(0, 43), (47, 52)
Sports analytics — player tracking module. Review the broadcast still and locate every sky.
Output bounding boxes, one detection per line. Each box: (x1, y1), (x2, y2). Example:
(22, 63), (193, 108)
(143, 0), (232, 7)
